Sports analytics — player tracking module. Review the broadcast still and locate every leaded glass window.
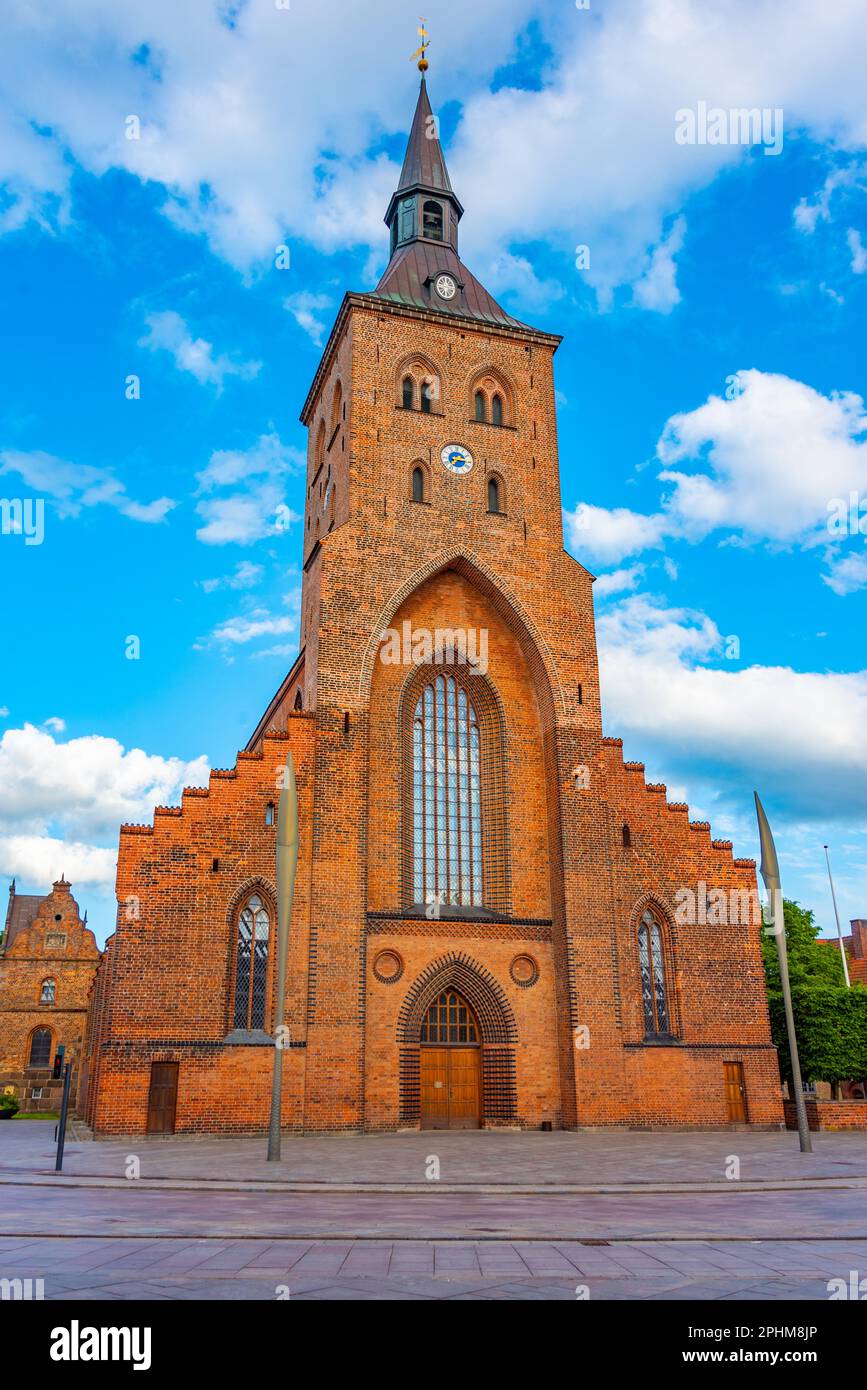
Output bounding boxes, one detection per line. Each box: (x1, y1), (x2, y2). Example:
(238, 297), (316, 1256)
(40, 978), (56, 1004)
(420, 991), (479, 1044)
(638, 911), (669, 1035)
(492, 393), (504, 426)
(234, 894), (270, 1030)
(28, 1027), (52, 1067)
(412, 675), (482, 907)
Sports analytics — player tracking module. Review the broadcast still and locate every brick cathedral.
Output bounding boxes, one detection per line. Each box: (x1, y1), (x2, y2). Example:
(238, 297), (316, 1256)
(81, 77), (783, 1136)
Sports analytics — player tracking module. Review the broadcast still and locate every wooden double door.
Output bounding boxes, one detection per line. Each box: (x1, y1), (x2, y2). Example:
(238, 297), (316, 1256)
(420, 1046), (481, 1129)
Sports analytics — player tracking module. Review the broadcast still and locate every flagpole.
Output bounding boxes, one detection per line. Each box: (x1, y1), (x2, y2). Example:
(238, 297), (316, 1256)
(267, 750), (298, 1162)
(754, 793), (812, 1153)
(823, 844), (851, 988)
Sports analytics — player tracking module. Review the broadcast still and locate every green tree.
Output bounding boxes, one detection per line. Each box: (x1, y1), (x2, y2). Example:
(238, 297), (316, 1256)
(761, 898), (847, 991)
(763, 899), (867, 1093)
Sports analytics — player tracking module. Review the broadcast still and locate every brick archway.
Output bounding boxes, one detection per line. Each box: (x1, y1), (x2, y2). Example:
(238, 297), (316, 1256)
(397, 952), (517, 1126)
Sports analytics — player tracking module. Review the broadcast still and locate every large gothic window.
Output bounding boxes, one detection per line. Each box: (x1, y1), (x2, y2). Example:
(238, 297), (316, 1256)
(412, 675), (482, 907)
(638, 910), (670, 1036)
(233, 894), (270, 1030)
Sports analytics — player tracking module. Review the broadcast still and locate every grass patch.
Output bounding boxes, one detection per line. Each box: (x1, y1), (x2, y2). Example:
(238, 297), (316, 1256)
(13, 1112), (60, 1121)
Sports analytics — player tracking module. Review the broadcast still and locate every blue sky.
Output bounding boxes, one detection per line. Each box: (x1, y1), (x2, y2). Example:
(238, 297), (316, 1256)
(1, 0), (866, 946)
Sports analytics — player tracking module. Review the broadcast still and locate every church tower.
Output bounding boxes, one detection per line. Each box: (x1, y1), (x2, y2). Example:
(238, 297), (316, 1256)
(85, 68), (783, 1137)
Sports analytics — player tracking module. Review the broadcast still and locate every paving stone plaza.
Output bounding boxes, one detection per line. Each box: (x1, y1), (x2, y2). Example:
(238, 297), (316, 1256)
(2, 1122), (865, 1301)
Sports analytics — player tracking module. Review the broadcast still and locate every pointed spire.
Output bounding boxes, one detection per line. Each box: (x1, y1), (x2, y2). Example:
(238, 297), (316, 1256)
(396, 76), (453, 197)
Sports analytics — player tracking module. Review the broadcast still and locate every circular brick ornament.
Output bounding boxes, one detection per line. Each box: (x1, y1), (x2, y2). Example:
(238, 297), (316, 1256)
(510, 954), (539, 988)
(373, 950), (404, 984)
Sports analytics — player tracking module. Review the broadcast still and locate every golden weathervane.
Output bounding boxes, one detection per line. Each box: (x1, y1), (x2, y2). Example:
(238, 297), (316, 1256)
(411, 20), (430, 73)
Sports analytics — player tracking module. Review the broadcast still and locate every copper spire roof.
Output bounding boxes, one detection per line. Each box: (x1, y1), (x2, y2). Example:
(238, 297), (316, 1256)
(395, 77), (455, 199)
(374, 77), (537, 332)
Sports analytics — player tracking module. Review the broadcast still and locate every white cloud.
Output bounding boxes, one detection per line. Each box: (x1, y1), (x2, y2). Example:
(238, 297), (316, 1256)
(566, 370), (867, 571)
(564, 502), (667, 566)
(0, 722), (209, 894)
(42, 716), (65, 734)
(631, 216), (686, 313)
(593, 564), (646, 598)
(0, 834), (117, 892)
(208, 609), (295, 646)
(598, 594), (867, 821)
(284, 292), (333, 347)
(199, 560), (263, 594)
(3, 1), (867, 311)
(822, 549), (867, 595)
(139, 310), (260, 390)
(194, 432), (303, 545)
(847, 226), (867, 273)
(0, 449), (175, 523)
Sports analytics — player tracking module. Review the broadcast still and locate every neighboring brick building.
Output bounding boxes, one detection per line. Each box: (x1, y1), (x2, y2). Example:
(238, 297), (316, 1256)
(82, 76), (783, 1137)
(0, 878), (100, 1111)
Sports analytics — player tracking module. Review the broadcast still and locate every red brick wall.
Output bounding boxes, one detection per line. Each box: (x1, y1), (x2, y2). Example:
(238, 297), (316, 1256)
(785, 1099), (867, 1130)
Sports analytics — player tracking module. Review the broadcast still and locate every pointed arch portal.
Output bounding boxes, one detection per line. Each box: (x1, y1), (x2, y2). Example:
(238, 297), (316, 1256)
(397, 952), (517, 1128)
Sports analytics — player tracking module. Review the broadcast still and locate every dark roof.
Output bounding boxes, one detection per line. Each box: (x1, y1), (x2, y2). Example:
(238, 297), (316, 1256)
(374, 241), (535, 331)
(396, 77), (454, 197)
(2, 889), (43, 952)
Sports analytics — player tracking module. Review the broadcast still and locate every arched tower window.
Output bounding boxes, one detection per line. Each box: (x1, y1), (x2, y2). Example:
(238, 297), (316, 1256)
(412, 466), (426, 503)
(487, 476), (503, 514)
(422, 200), (443, 240)
(638, 910), (670, 1037)
(622, 823), (631, 847)
(491, 393), (504, 426)
(474, 390), (486, 422)
(420, 380), (434, 413)
(293, 689), (303, 711)
(412, 675), (482, 908)
(402, 375), (415, 410)
(233, 894), (271, 1031)
(40, 978), (56, 1005)
(28, 1027), (52, 1067)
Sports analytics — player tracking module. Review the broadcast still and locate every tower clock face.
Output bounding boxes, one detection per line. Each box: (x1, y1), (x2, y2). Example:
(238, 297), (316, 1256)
(434, 273), (457, 300)
(441, 443), (474, 475)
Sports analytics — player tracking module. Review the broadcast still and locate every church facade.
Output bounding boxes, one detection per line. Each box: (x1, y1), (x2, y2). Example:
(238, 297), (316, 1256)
(81, 79), (783, 1137)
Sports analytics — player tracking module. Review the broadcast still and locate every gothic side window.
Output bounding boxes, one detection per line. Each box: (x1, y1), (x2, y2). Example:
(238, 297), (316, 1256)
(40, 978), (56, 1005)
(491, 393), (504, 426)
(402, 375), (415, 409)
(233, 894), (271, 1030)
(28, 1027), (52, 1067)
(412, 466), (425, 503)
(412, 675), (482, 908)
(638, 911), (670, 1036)
(487, 476), (503, 513)
(420, 380), (434, 413)
(474, 389), (486, 422)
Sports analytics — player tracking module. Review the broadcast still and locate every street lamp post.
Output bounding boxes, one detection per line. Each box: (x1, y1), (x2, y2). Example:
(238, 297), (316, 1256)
(822, 844), (851, 988)
(267, 750), (299, 1162)
(754, 792), (812, 1154)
